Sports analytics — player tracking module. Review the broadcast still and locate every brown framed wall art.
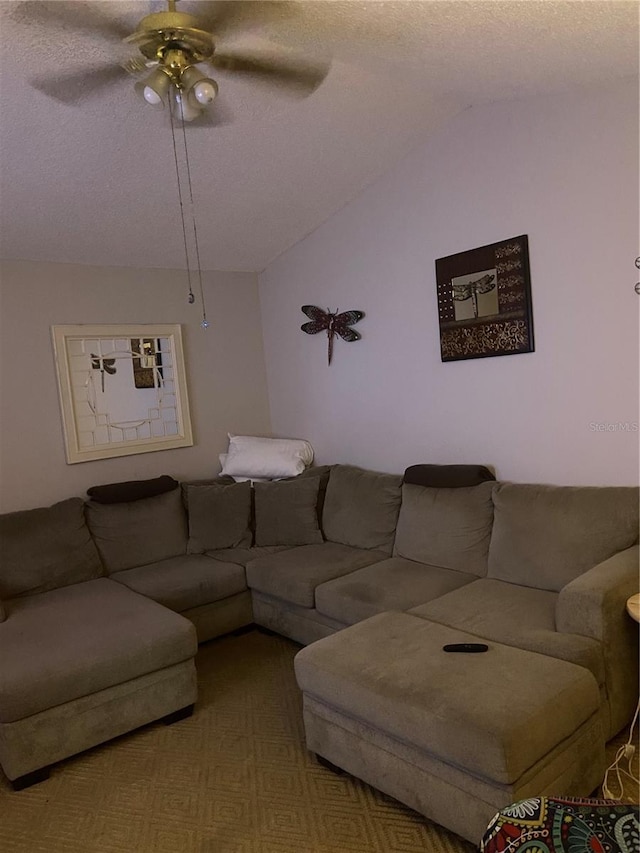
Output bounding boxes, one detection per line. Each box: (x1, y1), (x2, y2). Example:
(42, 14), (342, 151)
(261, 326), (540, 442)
(435, 235), (534, 362)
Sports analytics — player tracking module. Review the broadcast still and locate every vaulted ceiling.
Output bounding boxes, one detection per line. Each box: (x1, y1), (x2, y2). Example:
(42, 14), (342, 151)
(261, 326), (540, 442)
(0, 1), (637, 272)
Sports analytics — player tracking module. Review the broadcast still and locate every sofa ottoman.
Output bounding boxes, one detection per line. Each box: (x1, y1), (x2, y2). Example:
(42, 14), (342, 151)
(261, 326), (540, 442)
(294, 611), (605, 844)
(0, 578), (198, 787)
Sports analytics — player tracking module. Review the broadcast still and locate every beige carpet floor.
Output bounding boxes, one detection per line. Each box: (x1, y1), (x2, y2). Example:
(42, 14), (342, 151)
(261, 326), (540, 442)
(0, 629), (637, 853)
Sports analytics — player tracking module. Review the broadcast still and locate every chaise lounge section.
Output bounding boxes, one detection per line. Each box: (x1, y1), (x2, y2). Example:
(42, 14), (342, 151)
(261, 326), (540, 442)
(0, 496), (199, 788)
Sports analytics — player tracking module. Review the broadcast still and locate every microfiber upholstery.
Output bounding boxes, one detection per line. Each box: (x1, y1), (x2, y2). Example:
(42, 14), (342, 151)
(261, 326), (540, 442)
(180, 476), (236, 509)
(111, 555), (247, 612)
(185, 482), (252, 553)
(488, 483), (639, 591)
(0, 578), (196, 723)
(290, 465), (333, 532)
(254, 477), (323, 546)
(322, 465), (402, 555)
(206, 545), (293, 566)
(294, 611), (600, 785)
(315, 557), (476, 626)
(0, 498), (103, 599)
(86, 488), (188, 574)
(246, 542), (388, 608)
(393, 481), (495, 576)
(556, 545), (640, 738)
(409, 578), (605, 686)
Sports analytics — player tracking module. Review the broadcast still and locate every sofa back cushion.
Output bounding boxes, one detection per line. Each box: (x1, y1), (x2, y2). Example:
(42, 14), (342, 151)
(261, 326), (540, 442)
(291, 465), (332, 534)
(0, 498), (103, 598)
(185, 482), (252, 552)
(86, 488), (188, 573)
(488, 483), (639, 591)
(254, 477), (323, 547)
(322, 465), (402, 554)
(393, 481), (495, 576)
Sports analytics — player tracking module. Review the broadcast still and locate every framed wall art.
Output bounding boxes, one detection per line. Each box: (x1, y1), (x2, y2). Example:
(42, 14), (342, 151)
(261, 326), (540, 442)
(52, 324), (193, 464)
(435, 235), (534, 362)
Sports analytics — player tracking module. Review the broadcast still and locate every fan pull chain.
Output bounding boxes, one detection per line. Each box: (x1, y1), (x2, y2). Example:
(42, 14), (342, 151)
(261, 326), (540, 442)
(178, 95), (209, 328)
(168, 91), (195, 310)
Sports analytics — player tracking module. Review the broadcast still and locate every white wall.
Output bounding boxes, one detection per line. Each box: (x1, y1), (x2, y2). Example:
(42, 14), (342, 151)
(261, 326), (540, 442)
(0, 261), (271, 511)
(260, 79), (639, 487)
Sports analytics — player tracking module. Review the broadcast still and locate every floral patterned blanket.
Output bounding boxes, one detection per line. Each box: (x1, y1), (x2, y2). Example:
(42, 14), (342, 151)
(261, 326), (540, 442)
(480, 797), (639, 853)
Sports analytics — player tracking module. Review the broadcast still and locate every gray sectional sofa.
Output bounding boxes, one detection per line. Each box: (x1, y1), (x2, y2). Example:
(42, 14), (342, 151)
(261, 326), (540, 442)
(0, 464), (637, 843)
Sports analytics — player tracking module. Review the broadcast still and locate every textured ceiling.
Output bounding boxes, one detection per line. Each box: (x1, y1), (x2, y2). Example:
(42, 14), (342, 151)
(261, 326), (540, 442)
(0, 1), (637, 272)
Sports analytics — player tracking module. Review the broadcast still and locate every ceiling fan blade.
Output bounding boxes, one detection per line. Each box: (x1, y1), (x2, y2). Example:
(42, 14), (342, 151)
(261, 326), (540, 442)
(12, 1), (132, 41)
(31, 65), (126, 105)
(193, 1), (299, 41)
(209, 51), (329, 95)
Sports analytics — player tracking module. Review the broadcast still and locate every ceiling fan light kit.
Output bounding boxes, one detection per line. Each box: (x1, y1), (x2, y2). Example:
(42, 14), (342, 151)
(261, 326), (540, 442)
(134, 63), (218, 117)
(132, 46), (217, 119)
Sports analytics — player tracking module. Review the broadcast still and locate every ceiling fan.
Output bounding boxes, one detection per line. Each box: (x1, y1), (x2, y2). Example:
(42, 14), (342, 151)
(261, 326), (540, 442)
(19, 0), (330, 122)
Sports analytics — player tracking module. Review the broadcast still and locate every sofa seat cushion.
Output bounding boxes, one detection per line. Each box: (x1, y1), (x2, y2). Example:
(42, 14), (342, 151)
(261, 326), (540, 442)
(207, 545), (293, 567)
(315, 557), (476, 626)
(0, 578), (196, 723)
(393, 482), (494, 576)
(0, 498), (103, 598)
(86, 489), (188, 574)
(111, 555), (247, 612)
(487, 483), (639, 591)
(294, 611), (600, 785)
(246, 542), (388, 608)
(409, 578), (605, 686)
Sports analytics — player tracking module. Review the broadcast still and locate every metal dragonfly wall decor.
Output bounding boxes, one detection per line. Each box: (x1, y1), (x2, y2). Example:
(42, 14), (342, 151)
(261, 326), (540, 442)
(300, 305), (365, 365)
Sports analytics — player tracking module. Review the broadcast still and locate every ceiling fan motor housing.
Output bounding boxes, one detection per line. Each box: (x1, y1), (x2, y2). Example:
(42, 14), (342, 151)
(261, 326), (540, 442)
(125, 12), (215, 63)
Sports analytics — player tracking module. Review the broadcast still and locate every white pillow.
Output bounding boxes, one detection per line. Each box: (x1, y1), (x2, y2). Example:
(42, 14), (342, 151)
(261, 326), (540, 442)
(220, 435), (314, 480)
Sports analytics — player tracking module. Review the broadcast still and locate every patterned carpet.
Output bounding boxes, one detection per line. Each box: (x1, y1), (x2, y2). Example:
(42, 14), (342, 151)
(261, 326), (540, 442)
(0, 629), (473, 853)
(0, 629), (636, 853)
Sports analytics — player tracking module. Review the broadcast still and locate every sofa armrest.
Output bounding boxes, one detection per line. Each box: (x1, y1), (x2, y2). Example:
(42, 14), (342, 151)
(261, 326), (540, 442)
(556, 545), (639, 738)
(556, 545), (639, 640)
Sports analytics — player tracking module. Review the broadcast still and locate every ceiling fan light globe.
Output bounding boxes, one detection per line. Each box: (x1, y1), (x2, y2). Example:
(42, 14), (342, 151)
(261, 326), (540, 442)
(143, 86), (163, 106)
(175, 90), (202, 122)
(180, 65), (218, 106)
(193, 79), (218, 105)
(134, 68), (171, 108)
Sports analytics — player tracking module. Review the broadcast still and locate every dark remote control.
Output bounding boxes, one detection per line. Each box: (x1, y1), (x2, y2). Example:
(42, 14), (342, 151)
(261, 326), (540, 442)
(442, 643), (489, 653)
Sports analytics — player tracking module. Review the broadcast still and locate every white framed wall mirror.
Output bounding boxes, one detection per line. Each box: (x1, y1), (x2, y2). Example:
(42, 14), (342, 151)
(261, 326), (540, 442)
(52, 324), (193, 464)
